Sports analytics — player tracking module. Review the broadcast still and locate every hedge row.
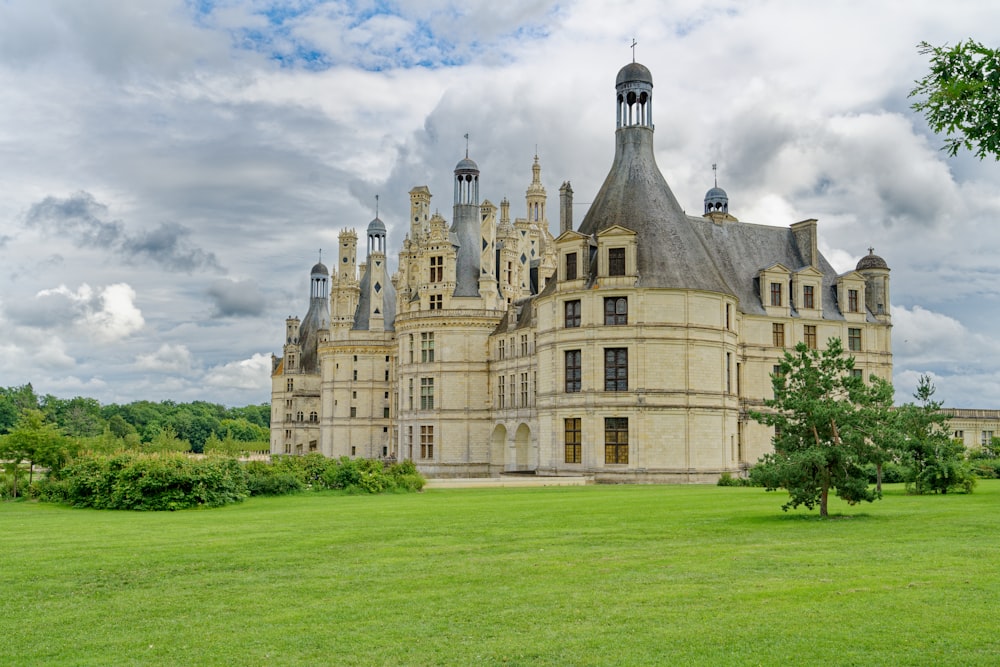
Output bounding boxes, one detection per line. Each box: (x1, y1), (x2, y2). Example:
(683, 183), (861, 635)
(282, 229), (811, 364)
(33, 452), (425, 510)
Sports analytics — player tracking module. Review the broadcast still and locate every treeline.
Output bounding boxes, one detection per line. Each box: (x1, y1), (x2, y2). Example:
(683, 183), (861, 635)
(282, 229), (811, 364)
(0, 383), (270, 453)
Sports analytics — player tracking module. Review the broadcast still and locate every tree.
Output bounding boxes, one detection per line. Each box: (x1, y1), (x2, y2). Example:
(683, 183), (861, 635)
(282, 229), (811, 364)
(749, 339), (883, 517)
(896, 375), (975, 494)
(1, 409), (69, 497)
(910, 40), (1000, 160)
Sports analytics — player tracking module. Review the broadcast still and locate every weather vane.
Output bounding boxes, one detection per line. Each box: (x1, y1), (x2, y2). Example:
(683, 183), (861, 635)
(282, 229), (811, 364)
(631, 38), (637, 62)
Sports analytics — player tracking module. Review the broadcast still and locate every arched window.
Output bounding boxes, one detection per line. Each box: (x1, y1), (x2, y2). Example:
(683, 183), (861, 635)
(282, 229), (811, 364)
(309, 411), (318, 423)
(296, 411), (304, 422)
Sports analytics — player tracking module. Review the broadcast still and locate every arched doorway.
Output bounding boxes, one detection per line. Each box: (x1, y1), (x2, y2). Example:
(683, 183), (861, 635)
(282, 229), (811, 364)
(514, 423), (532, 471)
(490, 424), (507, 475)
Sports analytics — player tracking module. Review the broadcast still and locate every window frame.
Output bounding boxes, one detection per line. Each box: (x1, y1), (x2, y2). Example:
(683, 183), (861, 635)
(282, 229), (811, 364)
(604, 297), (627, 325)
(565, 418), (582, 464)
(565, 300), (581, 328)
(604, 417), (628, 464)
(604, 347), (628, 392)
(565, 350), (582, 393)
(608, 247), (626, 276)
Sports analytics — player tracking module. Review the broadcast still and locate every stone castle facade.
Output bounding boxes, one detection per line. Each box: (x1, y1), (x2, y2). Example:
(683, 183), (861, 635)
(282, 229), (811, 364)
(270, 61), (894, 481)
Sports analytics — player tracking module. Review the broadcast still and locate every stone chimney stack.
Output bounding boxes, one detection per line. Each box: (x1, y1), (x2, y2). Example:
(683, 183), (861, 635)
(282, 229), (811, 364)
(559, 181), (574, 234)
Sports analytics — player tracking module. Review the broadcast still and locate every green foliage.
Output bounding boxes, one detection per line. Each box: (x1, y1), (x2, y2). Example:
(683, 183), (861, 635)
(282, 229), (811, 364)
(895, 375), (976, 494)
(51, 452), (248, 510)
(1, 409), (75, 498)
(203, 431), (268, 456)
(243, 461), (305, 496)
(142, 425), (191, 453)
(749, 339), (885, 516)
(910, 40), (1000, 160)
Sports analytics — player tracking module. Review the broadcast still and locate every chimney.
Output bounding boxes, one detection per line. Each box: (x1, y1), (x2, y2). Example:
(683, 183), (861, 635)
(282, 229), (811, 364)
(559, 181), (574, 234)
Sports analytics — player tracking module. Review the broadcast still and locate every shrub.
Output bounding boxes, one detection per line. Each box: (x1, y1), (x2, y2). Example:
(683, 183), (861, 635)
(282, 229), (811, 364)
(244, 460), (304, 496)
(388, 459), (426, 492)
(54, 452), (248, 510)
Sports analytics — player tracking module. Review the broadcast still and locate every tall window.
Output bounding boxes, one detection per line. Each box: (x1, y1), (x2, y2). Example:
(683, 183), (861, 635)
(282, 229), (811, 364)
(605, 417), (628, 464)
(498, 339), (505, 359)
(521, 334), (529, 356)
(498, 375), (505, 408)
(429, 294), (443, 310)
(565, 252), (578, 281)
(429, 256), (443, 282)
(408, 334), (414, 363)
(408, 378), (413, 410)
(565, 350), (582, 393)
(604, 297), (627, 325)
(848, 289), (859, 313)
(981, 431), (994, 446)
(286, 379), (294, 391)
(420, 425), (434, 458)
(726, 303), (732, 330)
(726, 353), (732, 394)
(772, 323), (785, 348)
(520, 372), (529, 406)
(803, 285), (815, 309)
(605, 348), (628, 391)
(421, 332), (435, 362)
(565, 300), (581, 328)
(608, 247), (626, 276)
(770, 282), (782, 307)
(309, 411), (318, 423)
(848, 327), (862, 351)
(420, 377), (434, 410)
(565, 418), (582, 463)
(804, 325), (817, 349)
(296, 411), (304, 422)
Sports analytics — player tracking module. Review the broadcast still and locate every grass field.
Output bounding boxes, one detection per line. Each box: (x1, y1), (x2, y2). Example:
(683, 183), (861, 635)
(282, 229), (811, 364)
(2, 482), (998, 666)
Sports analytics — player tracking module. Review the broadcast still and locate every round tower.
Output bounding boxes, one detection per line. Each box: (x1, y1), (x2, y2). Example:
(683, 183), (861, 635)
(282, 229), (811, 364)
(857, 248), (890, 318)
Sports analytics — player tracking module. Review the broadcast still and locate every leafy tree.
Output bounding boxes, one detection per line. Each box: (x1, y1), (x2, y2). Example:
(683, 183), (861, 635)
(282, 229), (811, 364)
(143, 425), (190, 453)
(749, 339), (883, 517)
(0, 384), (40, 434)
(896, 375), (976, 494)
(1, 409), (70, 496)
(910, 40), (1000, 160)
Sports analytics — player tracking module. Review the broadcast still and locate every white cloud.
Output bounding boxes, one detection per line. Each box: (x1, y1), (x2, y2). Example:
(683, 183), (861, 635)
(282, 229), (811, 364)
(36, 283), (144, 342)
(135, 343), (194, 373)
(203, 353), (272, 392)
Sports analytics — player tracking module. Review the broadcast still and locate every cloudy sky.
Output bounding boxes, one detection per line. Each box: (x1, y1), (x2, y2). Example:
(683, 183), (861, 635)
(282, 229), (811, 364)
(1, 0), (999, 408)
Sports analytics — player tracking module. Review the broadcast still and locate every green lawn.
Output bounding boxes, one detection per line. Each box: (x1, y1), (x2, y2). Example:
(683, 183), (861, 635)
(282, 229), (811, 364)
(2, 482), (998, 666)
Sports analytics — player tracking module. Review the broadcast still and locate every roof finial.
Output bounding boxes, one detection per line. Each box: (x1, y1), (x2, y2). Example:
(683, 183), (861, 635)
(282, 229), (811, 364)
(712, 163), (718, 187)
(868, 246), (875, 255)
(318, 248), (322, 264)
(631, 38), (637, 62)
(464, 132), (469, 158)
(375, 194), (379, 218)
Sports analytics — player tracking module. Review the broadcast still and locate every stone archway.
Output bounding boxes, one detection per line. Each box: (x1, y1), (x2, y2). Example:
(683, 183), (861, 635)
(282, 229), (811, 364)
(490, 424), (508, 475)
(514, 423), (531, 471)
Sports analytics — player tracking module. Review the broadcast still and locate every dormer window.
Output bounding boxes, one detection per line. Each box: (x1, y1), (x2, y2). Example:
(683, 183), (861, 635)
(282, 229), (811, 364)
(608, 248), (626, 276)
(803, 285), (815, 309)
(565, 252), (578, 280)
(848, 289), (859, 313)
(770, 282), (782, 307)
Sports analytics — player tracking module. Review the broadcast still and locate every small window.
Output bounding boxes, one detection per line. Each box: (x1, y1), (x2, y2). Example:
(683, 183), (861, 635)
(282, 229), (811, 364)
(772, 323), (785, 348)
(498, 375), (505, 408)
(605, 417), (628, 464)
(803, 285), (815, 309)
(565, 418), (582, 463)
(604, 297), (627, 325)
(309, 411), (318, 423)
(770, 282), (782, 307)
(565, 300), (581, 328)
(420, 377), (434, 410)
(848, 327), (862, 351)
(429, 294), (443, 310)
(383, 407), (390, 418)
(350, 407), (357, 418)
(851, 368), (863, 379)
(848, 289), (859, 313)
(565, 252), (578, 281)
(804, 325), (817, 349)
(608, 248), (626, 276)
(429, 256), (443, 282)
(286, 379), (294, 392)
(604, 348), (628, 391)
(420, 425), (434, 459)
(421, 332), (435, 362)
(565, 350), (582, 393)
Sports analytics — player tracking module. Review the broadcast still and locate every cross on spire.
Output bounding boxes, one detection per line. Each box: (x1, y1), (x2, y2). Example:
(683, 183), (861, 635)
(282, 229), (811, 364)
(631, 38), (637, 62)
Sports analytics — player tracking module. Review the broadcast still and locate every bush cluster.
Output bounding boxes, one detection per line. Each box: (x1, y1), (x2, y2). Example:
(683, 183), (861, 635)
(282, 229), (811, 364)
(33, 452), (425, 510)
(37, 452), (248, 510)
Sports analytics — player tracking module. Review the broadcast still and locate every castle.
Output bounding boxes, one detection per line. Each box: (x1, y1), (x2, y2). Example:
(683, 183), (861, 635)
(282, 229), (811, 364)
(270, 60), (893, 481)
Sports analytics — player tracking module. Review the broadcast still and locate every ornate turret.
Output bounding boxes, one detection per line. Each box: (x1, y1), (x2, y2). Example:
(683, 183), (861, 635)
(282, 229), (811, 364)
(577, 62), (731, 293)
(298, 259), (330, 372)
(857, 247), (890, 318)
(451, 145), (482, 297)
